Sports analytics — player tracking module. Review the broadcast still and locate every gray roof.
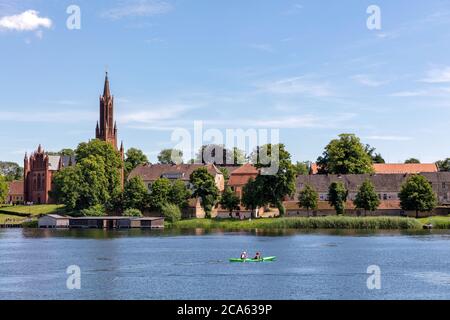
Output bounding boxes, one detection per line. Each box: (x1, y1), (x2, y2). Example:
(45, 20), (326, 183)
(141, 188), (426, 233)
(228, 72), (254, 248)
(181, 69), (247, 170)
(128, 163), (222, 182)
(47, 155), (61, 171)
(297, 172), (450, 193)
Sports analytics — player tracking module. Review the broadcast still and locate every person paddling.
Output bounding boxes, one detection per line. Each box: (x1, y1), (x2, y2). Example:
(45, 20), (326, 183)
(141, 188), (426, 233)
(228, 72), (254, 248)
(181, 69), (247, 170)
(254, 252), (262, 260)
(240, 251), (248, 259)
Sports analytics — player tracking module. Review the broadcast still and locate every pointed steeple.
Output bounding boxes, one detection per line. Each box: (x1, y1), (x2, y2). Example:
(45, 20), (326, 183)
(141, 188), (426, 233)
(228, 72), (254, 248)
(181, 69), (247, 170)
(103, 71), (111, 98)
(37, 144), (42, 153)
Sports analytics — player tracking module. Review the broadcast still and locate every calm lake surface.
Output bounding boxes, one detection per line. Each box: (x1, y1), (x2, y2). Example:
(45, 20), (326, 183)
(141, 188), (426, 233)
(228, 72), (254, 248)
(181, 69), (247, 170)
(1, 228), (450, 300)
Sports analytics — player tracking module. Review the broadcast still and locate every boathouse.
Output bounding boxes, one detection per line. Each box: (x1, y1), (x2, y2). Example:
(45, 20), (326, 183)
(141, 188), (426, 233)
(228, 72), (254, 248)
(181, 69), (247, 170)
(68, 216), (164, 229)
(38, 214), (70, 228)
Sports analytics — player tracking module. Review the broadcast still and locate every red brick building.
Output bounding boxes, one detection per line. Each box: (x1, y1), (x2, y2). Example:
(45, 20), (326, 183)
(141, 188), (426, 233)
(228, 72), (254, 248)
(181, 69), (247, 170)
(23, 73), (124, 204)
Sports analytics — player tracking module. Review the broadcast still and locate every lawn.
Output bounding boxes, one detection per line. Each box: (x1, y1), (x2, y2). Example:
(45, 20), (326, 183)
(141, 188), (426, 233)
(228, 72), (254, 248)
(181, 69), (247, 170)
(0, 214), (26, 225)
(419, 215), (450, 229)
(0, 204), (65, 217)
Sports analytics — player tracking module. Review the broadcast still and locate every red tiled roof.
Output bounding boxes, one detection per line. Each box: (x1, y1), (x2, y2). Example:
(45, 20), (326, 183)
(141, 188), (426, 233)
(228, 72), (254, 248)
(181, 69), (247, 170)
(372, 163), (438, 174)
(8, 180), (23, 195)
(310, 163), (438, 175)
(228, 164), (259, 186)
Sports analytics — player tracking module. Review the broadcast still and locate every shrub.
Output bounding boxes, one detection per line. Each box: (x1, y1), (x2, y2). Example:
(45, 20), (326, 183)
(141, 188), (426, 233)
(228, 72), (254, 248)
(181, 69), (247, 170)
(161, 203), (182, 223)
(123, 208), (143, 217)
(80, 204), (106, 217)
(22, 220), (38, 228)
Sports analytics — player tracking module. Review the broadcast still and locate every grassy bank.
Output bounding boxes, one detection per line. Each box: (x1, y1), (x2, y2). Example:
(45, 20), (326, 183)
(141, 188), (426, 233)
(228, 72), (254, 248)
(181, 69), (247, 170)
(419, 215), (450, 229)
(0, 205), (65, 217)
(170, 216), (424, 230)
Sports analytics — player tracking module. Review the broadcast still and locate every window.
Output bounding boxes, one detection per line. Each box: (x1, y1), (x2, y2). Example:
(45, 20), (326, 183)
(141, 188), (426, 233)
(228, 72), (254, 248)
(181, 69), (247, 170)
(383, 194), (388, 200)
(443, 183), (446, 189)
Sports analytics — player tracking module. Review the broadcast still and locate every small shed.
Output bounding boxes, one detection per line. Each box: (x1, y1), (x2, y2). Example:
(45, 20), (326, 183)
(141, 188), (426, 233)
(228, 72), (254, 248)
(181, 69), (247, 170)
(38, 214), (70, 229)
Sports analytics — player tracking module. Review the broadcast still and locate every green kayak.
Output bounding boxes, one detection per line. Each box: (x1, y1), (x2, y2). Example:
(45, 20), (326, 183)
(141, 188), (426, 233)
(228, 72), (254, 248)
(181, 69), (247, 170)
(229, 256), (276, 263)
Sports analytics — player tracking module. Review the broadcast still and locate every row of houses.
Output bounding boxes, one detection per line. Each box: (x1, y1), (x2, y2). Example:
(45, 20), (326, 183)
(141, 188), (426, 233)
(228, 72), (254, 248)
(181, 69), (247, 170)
(7, 162), (450, 218)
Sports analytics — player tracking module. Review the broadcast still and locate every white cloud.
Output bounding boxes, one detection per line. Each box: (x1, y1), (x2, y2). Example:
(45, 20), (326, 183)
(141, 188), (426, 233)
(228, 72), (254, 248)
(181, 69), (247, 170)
(119, 104), (192, 124)
(259, 76), (333, 97)
(389, 90), (428, 97)
(0, 10), (52, 31)
(365, 135), (413, 141)
(351, 74), (389, 87)
(101, 0), (173, 19)
(421, 66), (450, 83)
(0, 111), (95, 123)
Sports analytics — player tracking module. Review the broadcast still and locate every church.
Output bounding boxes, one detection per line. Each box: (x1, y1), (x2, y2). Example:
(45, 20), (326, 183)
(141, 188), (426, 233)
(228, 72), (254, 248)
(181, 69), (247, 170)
(23, 73), (124, 204)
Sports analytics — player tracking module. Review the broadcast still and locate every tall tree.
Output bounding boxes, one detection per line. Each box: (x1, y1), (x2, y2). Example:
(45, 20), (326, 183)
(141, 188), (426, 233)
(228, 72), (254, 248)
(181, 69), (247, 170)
(0, 175), (8, 204)
(157, 149), (183, 165)
(365, 144), (385, 164)
(190, 167), (220, 218)
(197, 145), (246, 166)
(294, 161), (311, 176)
(317, 134), (374, 174)
(52, 140), (123, 211)
(0, 162), (23, 181)
(328, 181), (348, 215)
(169, 180), (192, 209)
(125, 148), (148, 176)
(436, 158), (450, 172)
(241, 178), (263, 218)
(148, 178), (172, 211)
(220, 187), (240, 217)
(298, 184), (318, 216)
(353, 179), (380, 216)
(123, 176), (148, 211)
(399, 175), (437, 218)
(253, 144), (296, 216)
(76, 139), (123, 198)
(405, 158), (421, 164)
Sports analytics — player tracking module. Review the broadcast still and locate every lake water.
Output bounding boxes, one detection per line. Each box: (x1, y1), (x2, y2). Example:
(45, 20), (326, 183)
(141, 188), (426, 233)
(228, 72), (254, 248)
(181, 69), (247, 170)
(1, 228), (450, 300)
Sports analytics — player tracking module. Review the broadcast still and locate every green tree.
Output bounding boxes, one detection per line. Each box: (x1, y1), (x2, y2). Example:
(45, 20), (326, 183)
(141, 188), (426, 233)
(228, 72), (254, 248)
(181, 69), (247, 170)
(294, 161), (310, 176)
(298, 184), (318, 216)
(353, 179), (380, 216)
(241, 178), (263, 218)
(399, 175), (437, 218)
(80, 204), (106, 217)
(76, 139), (123, 198)
(125, 148), (148, 176)
(253, 144), (296, 216)
(436, 158), (450, 172)
(197, 145), (246, 166)
(0, 162), (23, 181)
(328, 182), (348, 215)
(190, 167), (220, 218)
(123, 176), (148, 211)
(168, 180), (191, 209)
(52, 140), (123, 211)
(365, 144), (385, 164)
(158, 149), (183, 165)
(161, 203), (182, 223)
(219, 167), (230, 183)
(220, 187), (240, 217)
(405, 158), (421, 164)
(148, 178), (172, 211)
(317, 134), (374, 174)
(0, 175), (8, 204)
(123, 208), (143, 217)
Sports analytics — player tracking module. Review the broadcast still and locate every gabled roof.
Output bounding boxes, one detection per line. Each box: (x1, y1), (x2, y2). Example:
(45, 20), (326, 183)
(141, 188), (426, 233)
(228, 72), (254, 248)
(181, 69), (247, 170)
(373, 163), (438, 174)
(8, 180), (23, 195)
(310, 163), (438, 175)
(228, 164), (259, 186)
(128, 163), (222, 181)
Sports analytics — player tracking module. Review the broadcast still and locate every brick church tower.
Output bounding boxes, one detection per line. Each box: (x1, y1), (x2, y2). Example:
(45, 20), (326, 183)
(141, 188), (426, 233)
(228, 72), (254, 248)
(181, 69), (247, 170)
(96, 72), (125, 187)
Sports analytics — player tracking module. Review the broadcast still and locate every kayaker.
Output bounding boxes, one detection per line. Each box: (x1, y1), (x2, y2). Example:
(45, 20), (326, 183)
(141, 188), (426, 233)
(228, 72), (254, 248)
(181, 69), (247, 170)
(240, 251), (248, 259)
(254, 252), (262, 260)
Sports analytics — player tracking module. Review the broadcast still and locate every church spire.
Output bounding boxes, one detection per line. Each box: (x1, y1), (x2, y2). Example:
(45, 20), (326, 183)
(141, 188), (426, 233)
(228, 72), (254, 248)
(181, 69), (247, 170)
(103, 71), (111, 98)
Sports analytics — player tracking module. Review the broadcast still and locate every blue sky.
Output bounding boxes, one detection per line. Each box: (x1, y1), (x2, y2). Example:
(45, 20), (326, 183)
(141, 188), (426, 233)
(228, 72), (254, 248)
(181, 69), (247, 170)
(1, 0), (450, 164)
